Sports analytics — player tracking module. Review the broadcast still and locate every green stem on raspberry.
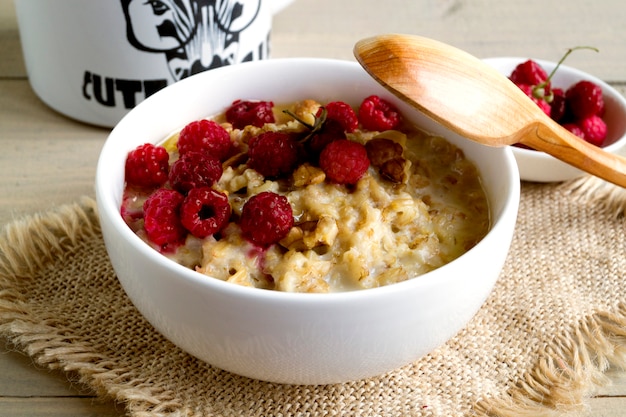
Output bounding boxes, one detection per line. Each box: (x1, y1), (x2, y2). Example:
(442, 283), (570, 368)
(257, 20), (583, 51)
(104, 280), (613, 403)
(283, 107), (328, 143)
(532, 46), (599, 103)
(546, 46), (599, 80)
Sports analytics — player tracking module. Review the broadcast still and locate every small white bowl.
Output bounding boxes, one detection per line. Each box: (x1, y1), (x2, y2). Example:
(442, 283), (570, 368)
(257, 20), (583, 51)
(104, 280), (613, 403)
(96, 58), (520, 385)
(483, 57), (626, 183)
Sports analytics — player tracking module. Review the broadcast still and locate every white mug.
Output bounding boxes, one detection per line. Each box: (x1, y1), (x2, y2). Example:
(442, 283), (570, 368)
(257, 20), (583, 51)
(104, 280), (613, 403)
(15, 0), (294, 127)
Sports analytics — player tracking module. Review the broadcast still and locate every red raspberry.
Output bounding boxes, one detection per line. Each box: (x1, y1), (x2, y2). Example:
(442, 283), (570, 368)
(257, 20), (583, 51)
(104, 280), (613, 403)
(226, 100), (275, 129)
(169, 151), (223, 194)
(358, 95), (402, 131)
(577, 115), (607, 146)
(240, 191), (294, 247)
(180, 188), (231, 238)
(125, 143), (169, 188)
(562, 123), (586, 140)
(549, 88), (567, 122)
(509, 60), (549, 86)
(143, 188), (186, 249)
(319, 139), (370, 184)
(517, 84), (551, 117)
(319, 101), (358, 133)
(177, 119), (233, 161)
(248, 131), (300, 177)
(566, 80), (604, 119)
(307, 119), (346, 158)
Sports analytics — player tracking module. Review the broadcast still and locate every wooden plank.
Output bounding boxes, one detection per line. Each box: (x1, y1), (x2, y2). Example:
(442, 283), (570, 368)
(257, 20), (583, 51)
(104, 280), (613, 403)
(587, 397), (626, 417)
(0, 341), (89, 397)
(595, 367), (626, 397)
(0, 398), (124, 417)
(271, 0), (626, 81)
(0, 80), (108, 227)
(0, 0), (26, 78)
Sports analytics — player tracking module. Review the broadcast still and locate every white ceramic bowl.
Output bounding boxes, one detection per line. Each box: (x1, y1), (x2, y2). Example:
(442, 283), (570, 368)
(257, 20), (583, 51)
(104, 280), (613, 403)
(483, 57), (626, 183)
(96, 58), (520, 385)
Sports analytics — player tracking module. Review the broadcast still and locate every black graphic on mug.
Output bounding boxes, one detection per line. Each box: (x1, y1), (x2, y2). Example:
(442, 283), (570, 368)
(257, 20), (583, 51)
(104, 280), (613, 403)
(121, 0), (267, 81)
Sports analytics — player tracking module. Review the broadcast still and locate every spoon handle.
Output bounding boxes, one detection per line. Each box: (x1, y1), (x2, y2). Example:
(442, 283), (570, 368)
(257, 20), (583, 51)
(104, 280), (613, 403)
(520, 120), (626, 187)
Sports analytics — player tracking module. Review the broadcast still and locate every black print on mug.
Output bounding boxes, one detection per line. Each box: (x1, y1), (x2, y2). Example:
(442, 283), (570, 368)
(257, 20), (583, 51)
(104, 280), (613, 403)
(82, 0), (269, 110)
(122, 0), (268, 80)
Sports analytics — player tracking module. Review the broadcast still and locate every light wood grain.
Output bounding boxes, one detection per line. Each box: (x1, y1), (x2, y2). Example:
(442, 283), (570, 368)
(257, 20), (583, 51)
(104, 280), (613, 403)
(0, 81), (108, 226)
(0, 398), (123, 417)
(2, 0), (626, 415)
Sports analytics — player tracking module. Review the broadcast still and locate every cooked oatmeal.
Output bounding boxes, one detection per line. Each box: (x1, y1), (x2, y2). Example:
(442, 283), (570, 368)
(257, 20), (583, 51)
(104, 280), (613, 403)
(122, 98), (490, 292)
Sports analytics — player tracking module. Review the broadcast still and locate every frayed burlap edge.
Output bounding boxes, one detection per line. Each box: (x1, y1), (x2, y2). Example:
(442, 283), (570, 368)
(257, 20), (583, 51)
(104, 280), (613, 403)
(476, 306), (626, 416)
(476, 175), (626, 417)
(0, 197), (185, 416)
(561, 175), (626, 218)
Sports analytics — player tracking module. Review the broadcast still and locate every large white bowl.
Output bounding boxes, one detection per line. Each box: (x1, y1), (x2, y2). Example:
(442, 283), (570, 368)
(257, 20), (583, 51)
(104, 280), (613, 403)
(96, 58), (520, 385)
(483, 57), (626, 183)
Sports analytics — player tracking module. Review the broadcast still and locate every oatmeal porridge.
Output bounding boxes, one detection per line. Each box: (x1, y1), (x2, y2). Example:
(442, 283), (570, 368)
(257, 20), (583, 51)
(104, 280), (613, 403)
(122, 96), (490, 293)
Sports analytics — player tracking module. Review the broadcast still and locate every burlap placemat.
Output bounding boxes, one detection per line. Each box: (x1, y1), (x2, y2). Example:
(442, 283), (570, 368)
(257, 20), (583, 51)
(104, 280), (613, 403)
(1, 177), (626, 417)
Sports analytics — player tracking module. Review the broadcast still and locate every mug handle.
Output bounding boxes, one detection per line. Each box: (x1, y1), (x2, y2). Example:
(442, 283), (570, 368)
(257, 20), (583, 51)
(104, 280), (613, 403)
(271, 0), (295, 15)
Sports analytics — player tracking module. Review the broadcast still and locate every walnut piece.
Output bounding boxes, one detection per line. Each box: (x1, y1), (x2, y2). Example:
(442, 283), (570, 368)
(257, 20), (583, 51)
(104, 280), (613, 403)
(365, 138), (410, 184)
(365, 137), (403, 166)
(293, 163), (326, 187)
(279, 217), (338, 251)
(380, 157), (410, 184)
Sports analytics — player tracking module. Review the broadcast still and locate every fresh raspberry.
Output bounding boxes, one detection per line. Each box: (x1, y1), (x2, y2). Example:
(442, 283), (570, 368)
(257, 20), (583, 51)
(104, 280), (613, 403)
(517, 84), (551, 117)
(307, 119), (346, 158)
(319, 101), (358, 133)
(143, 188), (186, 249)
(562, 123), (586, 140)
(248, 131), (300, 177)
(240, 191), (294, 247)
(319, 139), (370, 184)
(597, 100), (606, 117)
(358, 95), (402, 131)
(225, 100), (275, 129)
(169, 151), (223, 194)
(565, 80), (604, 119)
(549, 88), (567, 122)
(509, 59), (549, 86)
(577, 115), (607, 146)
(125, 143), (169, 188)
(177, 119), (233, 161)
(180, 187), (231, 238)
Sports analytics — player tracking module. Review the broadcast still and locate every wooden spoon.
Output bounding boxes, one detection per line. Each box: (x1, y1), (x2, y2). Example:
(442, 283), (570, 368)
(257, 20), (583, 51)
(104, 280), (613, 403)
(354, 34), (626, 187)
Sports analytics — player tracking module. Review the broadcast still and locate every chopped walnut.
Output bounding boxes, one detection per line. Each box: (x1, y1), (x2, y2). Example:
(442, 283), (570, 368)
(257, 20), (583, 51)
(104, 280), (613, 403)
(293, 163), (326, 187)
(279, 217), (338, 251)
(365, 138), (410, 184)
(380, 157), (410, 184)
(303, 216), (338, 248)
(365, 138), (403, 166)
(279, 226), (307, 251)
(291, 99), (322, 127)
(373, 129), (407, 147)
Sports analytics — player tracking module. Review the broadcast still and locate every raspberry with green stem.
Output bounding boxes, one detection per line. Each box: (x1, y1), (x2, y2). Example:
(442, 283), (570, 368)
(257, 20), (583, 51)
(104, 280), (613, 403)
(530, 46), (599, 104)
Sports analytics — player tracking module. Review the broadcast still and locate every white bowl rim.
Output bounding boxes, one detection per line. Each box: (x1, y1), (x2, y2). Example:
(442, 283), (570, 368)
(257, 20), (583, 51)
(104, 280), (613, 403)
(96, 57), (520, 305)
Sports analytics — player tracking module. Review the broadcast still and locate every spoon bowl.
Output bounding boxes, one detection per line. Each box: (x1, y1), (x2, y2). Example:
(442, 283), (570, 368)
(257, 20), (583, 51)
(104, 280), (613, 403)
(354, 34), (626, 187)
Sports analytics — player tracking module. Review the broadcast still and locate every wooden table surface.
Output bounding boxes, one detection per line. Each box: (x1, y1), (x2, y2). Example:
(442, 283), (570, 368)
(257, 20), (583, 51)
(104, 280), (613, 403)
(1, 0), (625, 415)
